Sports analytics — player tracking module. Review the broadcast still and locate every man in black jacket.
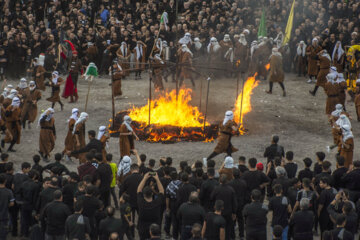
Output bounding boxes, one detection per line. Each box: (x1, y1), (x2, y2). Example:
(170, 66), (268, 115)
(68, 130), (103, 156)
(65, 201), (91, 240)
(330, 214), (354, 240)
(341, 160), (360, 202)
(263, 135), (284, 163)
(228, 168), (248, 239)
(243, 189), (268, 240)
(211, 174), (237, 240)
(119, 163), (143, 229)
(41, 190), (71, 239)
(199, 168), (219, 212)
(99, 206), (123, 240)
(289, 198), (314, 240)
(94, 153), (113, 207)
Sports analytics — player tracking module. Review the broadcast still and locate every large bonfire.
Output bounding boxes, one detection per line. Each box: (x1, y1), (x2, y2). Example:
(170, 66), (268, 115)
(111, 73), (261, 142)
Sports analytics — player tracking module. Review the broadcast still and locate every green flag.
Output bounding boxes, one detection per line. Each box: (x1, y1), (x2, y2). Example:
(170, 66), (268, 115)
(258, 8), (267, 38)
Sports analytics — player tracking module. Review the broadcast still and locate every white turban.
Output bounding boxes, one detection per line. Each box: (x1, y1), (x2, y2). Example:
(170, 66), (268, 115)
(69, 108), (79, 121)
(73, 112), (88, 134)
(223, 111), (234, 126)
(97, 125), (107, 140)
(224, 156), (234, 169)
(123, 115), (133, 132)
(38, 107), (54, 127)
(18, 78), (27, 89)
(11, 97), (20, 107)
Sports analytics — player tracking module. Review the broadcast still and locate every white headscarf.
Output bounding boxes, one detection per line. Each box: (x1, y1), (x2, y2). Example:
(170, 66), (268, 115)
(97, 125), (106, 140)
(52, 71), (59, 85)
(336, 73), (345, 83)
(1, 88), (9, 97)
(6, 89), (18, 99)
(120, 42), (127, 56)
(181, 44), (193, 56)
(326, 73), (337, 84)
(297, 41), (306, 57)
(331, 104), (343, 118)
(69, 108), (79, 122)
(38, 107), (54, 127)
(134, 42), (143, 60)
(194, 37), (202, 50)
(11, 97), (20, 107)
(18, 78), (27, 89)
(156, 38), (163, 55)
(179, 32), (192, 45)
(239, 33), (247, 46)
(332, 41), (345, 62)
(223, 111), (234, 126)
(250, 40), (258, 58)
(336, 114), (351, 129)
(341, 124), (353, 143)
(73, 112), (88, 134)
(330, 66), (337, 74)
(321, 50), (331, 61)
(207, 37), (220, 53)
(223, 34), (231, 42)
(224, 156), (234, 168)
(6, 84), (13, 90)
(270, 48), (282, 58)
(29, 81), (36, 91)
(312, 38), (318, 45)
(123, 115), (133, 132)
(117, 156), (132, 176)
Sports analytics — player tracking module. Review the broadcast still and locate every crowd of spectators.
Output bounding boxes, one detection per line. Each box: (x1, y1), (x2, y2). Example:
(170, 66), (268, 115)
(1, 0), (360, 81)
(1, 136), (360, 239)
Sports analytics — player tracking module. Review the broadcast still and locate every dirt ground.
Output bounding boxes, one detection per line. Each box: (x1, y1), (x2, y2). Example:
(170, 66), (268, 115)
(6, 71), (360, 240)
(7, 70), (359, 172)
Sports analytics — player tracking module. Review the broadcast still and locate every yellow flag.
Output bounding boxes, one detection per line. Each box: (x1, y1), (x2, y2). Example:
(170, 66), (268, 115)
(282, 0), (295, 46)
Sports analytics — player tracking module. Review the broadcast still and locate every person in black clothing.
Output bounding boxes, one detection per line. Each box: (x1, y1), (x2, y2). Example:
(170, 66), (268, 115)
(287, 178), (301, 209)
(0, 173), (15, 240)
(289, 198), (314, 240)
(237, 156), (248, 174)
(43, 153), (70, 175)
(318, 177), (337, 238)
(341, 160), (360, 202)
(228, 168), (248, 239)
(329, 214), (354, 240)
(119, 163), (143, 226)
(41, 190), (71, 239)
(190, 223), (203, 240)
(332, 155), (348, 190)
(65, 201), (91, 240)
(202, 199), (226, 240)
(297, 158), (313, 182)
(327, 194), (358, 236)
(242, 158), (270, 196)
(0, 153), (9, 174)
(177, 191), (206, 240)
(314, 152), (326, 176)
(99, 206), (123, 240)
(291, 178), (316, 215)
(31, 154), (43, 181)
(166, 157), (177, 174)
(137, 172), (164, 240)
(11, 161), (30, 237)
(139, 154), (147, 175)
(243, 189), (268, 240)
(284, 151), (297, 179)
(19, 169), (41, 237)
(269, 184), (292, 239)
(120, 193), (134, 240)
(165, 171), (181, 239)
(94, 152), (113, 207)
(77, 185), (102, 239)
(263, 135), (284, 163)
(211, 174), (237, 240)
(62, 172), (79, 212)
(199, 168), (219, 212)
(272, 166), (291, 194)
(314, 161), (334, 192)
(176, 172), (197, 210)
(37, 176), (59, 214)
(68, 130), (103, 156)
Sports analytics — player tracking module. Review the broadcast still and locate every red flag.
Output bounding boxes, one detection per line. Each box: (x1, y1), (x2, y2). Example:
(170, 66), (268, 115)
(62, 73), (75, 98)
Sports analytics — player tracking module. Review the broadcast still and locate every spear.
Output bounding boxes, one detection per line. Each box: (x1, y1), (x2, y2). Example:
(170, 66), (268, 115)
(110, 64), (115, 129)
(203, 77), (211, 136)
(84, 62), (98, 112)
(148, 68), (152, 126)
(239, 73), (246, 126)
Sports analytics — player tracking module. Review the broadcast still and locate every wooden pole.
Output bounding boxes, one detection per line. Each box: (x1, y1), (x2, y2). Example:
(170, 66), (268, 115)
(236, 72), (240, 101)
(199, 77), (203, 111)
(148, 69), (152, 126)
(84, 76), (93, 112)
(203, 77), (210, 135)
(110, 65), (115, 129)
(239, 74), (246, 125)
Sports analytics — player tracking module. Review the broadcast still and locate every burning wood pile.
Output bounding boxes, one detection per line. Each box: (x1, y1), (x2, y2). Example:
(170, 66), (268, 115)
(109, 74), (260, 143)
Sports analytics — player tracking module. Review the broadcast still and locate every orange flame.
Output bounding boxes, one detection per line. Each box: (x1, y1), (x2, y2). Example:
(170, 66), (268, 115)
(234, 74), (260, 128)
(125, 88), (212, 142)
(265, 63), (270, 70)
(129, 88), (209, 127)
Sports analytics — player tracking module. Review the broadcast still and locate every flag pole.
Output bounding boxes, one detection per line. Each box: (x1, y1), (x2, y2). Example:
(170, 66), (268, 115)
(239, 74), (246, 126)
(84, 76), (93, 112)
(110, 64), (115, 129)
(203, 77), (210, 136)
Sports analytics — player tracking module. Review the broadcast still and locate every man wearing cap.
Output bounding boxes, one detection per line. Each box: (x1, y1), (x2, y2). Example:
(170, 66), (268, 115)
(21, 81), (41, 129)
